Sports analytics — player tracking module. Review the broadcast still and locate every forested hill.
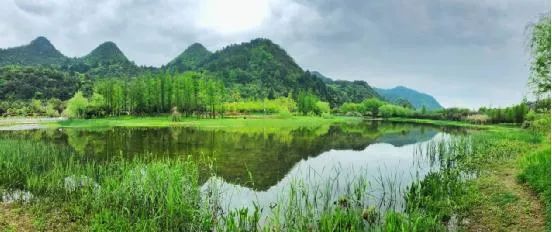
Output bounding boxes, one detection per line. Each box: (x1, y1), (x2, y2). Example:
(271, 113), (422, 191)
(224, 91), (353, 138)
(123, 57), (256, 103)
(311, 71), (380, 104)
(195, 39), (333, 103)
(81, 41), (132, 66)
(0, 37), (140, 77)
(68, 41), (140, 77)
(0, 36), (381, 106)
(165, 43), (212, 72)
(374, 86), (443, 110)
(0, 37), (67, 66)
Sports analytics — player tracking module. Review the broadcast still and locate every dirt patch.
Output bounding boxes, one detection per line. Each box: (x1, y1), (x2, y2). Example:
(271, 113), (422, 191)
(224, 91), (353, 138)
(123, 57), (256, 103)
(463, 162), (546, 232)
(0, 203), (35, 232)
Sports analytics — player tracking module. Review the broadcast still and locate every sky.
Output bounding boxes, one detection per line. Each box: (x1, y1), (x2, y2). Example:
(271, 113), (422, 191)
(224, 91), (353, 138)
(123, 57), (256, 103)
(0, 0), (549, 108)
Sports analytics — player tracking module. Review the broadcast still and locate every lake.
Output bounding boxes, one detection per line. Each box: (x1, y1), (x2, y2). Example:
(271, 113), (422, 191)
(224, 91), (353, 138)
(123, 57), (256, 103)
(1, 120), (465, 215)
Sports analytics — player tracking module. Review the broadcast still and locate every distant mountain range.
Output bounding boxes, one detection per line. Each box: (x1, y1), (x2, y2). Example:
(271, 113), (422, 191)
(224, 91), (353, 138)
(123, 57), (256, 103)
(0, 36), (441, 109)
(374, 86), (443, 110)
(311, 72), (443, 110)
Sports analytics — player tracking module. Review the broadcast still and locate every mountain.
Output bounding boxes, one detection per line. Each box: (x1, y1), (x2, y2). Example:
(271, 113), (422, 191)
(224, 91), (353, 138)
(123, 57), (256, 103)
(81, 41), (131, 66)
(374, 86), (443, 110)
(311, 71), (380, 104)
(197, 38), (331, 102)
(311, 71), (333, 84)
(0, 37), (384, 106)
(0, 37), (140, 77)
(165, 43), (211, 72)
(66, 41), (140, 77)
(0, 36), (67, 66)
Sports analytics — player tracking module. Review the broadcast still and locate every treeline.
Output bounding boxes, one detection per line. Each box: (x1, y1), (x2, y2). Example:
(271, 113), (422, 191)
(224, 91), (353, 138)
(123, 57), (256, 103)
(338, 98), (414, 118)
(336, 97), (544, 125)
(71, 72), (224, 118)
(61, 72), (333, 119)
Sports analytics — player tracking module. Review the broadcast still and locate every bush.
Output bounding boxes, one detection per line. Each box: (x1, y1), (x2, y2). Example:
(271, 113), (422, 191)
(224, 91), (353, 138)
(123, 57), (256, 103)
(379, 104), (413, 118)
(315, 101), (331, 115)
(321, 112), (333, 119)
(465, 114), (489, 124)
(64, 92), (89, 118)
(277, 109), (292, 119)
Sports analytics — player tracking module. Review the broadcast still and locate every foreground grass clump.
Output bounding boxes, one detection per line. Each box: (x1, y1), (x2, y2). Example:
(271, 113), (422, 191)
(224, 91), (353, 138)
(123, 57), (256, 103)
(0, 139), (211, 231)
(518, 146), (551, 225)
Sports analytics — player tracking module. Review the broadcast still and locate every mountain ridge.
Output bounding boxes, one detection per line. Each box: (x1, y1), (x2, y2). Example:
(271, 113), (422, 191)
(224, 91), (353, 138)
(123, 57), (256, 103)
(0, 36), (67, 66)
(165, 43), (212, 72)
(374, 86), (443, 110)
(0, 36), (383, 106)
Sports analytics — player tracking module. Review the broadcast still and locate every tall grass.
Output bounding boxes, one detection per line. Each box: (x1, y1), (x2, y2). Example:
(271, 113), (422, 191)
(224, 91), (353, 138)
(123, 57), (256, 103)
(518, 146), (551, 227)
(0, 139), (211, 231)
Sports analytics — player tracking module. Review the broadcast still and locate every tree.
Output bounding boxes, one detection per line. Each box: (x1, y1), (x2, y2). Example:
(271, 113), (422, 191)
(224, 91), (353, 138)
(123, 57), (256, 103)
(65, 91), (88, 118)
(315, 101), (331, 115)
(297, 92), (318, 115)
(88, 92), (106, 117)
(528, 16), (551, 97)
(361, 98), (384, 117)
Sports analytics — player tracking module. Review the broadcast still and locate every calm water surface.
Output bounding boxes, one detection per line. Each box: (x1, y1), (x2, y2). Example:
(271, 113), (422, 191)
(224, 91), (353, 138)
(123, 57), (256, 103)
(2, 121), (465, 213)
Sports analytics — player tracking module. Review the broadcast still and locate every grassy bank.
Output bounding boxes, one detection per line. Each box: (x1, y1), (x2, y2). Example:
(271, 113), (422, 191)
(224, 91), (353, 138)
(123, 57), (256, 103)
(386, 117), (492, 129)
(52, 115), (361, 130)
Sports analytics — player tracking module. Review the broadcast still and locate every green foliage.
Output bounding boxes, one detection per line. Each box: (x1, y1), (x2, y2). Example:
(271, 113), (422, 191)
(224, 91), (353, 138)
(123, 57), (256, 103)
(437, 108), (471, 121)
(327, 80), (380, 107)
(339, 102), (362, 115)
(66, 41), (140, 78)
(529, 16), (551, 96)
(165, 43), (211, 72)
(379, 104), (414, 118)
(316, 101), (331, 114)
(479, 102), (529, 124)
(297, 92), (319, 115)
(94, 72), (224, 117)
(0, 140), (210, 231)
(65, 91), (89, 118)
(0, 65), (80, 100)
(518, 146), (551, 225)
(0, 37), (67, 66)
(0, 37), (383, 108)
(361, 98), (385, 117)
(197, 39), (332, 102)
(224, 96), (296, 115)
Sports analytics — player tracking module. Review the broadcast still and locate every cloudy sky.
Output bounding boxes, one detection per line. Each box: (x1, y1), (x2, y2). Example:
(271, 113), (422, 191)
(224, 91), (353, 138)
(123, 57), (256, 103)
(0, 0), (549, 108)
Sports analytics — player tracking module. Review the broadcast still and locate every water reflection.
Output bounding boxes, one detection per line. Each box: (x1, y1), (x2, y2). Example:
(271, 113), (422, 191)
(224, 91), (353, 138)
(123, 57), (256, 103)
(0, 121), (464, 193)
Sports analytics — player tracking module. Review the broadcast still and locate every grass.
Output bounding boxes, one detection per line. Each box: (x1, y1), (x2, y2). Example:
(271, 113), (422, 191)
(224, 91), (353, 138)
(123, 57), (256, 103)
(0, 139), (211, 231)
(518, 145), (551, 226)
(52, 115), (361, 130)
(387, 117), (492, 129)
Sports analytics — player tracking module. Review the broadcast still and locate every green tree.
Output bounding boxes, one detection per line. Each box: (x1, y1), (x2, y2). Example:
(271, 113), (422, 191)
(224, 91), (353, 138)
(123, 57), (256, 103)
(529, 16), (551, 97)
(315, 101), (331, 115)
(65, 91), (88, 118)
(88, 92), (106, 117)
(361, 98), (384, 117)
(297, 92), (319, 115)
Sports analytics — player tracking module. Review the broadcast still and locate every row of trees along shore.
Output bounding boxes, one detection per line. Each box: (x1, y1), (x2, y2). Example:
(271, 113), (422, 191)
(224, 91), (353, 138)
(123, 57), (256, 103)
(61, 71), (333, 119)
